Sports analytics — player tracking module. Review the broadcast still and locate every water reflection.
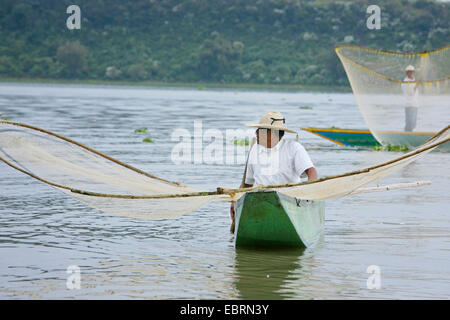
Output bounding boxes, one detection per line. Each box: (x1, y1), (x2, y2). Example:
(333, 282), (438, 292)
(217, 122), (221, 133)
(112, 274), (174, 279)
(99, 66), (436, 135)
(233, 247), (306, 299)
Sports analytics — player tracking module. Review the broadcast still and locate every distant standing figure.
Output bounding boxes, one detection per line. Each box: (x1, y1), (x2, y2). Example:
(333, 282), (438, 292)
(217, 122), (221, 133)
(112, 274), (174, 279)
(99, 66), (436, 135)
(401, 65), (419, 131)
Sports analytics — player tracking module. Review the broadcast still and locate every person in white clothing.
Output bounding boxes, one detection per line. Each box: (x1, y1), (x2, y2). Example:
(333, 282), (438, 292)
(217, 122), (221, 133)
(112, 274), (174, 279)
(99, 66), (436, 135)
(401, 65), (419, 131)
(229, 111), (317, 228)
(244, 131), (315, 186)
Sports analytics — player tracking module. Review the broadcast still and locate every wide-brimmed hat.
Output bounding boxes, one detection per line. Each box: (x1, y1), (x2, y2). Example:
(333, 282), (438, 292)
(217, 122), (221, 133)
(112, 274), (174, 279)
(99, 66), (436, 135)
(245, 111), (297, 134)
(405, 65), (415, 72)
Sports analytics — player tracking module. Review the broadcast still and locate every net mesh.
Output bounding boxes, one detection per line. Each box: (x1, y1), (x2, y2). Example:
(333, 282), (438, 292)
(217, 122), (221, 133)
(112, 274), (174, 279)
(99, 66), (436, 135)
(336, 45), (450, 147)
(1, 120), (449, 220)
(0, 121), (226, 219)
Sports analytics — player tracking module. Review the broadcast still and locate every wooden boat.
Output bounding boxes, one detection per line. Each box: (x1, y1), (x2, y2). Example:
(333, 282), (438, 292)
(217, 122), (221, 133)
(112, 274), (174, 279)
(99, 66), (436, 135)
(302, 127), (379, 147)
(234, 190), (324, 248)
(301, 127), (447, 150)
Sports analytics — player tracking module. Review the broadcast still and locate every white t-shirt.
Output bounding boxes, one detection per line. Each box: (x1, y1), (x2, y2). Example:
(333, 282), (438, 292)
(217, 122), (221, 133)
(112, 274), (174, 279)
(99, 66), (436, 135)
(401, 76), (419, 107)
(245, 138), (314, 186)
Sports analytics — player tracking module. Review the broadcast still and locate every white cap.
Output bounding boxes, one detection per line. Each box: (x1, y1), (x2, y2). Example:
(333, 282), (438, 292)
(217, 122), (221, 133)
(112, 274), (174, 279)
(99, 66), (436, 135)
(405, 65), (415, 72)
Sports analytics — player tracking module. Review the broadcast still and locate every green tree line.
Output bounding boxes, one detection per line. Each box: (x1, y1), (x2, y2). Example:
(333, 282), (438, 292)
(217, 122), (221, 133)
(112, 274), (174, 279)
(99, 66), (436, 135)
(0, 0), (448, 86)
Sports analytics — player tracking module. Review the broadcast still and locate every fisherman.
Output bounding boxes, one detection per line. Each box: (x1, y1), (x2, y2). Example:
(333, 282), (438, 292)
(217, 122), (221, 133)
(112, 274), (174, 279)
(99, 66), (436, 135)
(230, 111), (317, 229)
(401, 65), (419, 132)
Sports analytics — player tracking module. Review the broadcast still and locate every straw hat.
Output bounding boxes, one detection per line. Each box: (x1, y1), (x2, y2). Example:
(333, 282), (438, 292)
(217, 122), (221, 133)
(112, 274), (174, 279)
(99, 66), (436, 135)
(405, 65), (415, 72)
(246, 111), (297, 134)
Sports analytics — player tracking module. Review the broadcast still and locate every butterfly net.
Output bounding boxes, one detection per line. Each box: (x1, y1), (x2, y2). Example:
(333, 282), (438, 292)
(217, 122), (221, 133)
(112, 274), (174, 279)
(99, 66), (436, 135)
(335, 45), (450, 147)
(1, 120), (449, 220)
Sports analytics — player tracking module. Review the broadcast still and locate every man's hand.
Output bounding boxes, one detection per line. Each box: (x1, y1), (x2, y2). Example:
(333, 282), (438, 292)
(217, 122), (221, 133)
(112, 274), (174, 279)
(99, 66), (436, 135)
(230, 201), (236, 220)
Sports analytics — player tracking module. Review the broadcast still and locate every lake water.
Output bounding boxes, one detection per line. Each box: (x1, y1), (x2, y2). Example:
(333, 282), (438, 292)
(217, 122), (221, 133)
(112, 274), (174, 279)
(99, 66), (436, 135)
(0, 83), (448, 299)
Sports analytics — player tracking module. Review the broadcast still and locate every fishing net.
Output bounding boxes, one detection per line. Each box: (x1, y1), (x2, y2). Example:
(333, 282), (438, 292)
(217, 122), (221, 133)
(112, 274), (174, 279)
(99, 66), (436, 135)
(234, 125), (450, 201)
(1, 121), (449, 220)
(0, 121), (227, 220)
(335, 45), (450, 147)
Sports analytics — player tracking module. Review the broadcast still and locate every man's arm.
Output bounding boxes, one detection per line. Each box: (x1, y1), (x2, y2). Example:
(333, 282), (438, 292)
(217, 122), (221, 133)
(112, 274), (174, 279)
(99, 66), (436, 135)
(305, 167), (318, 181)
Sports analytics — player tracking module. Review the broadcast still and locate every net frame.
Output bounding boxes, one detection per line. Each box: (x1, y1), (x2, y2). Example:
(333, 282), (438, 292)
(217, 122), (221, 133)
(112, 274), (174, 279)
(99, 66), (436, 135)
(335, 45), (450, 146)
(1, 120), (449, 204)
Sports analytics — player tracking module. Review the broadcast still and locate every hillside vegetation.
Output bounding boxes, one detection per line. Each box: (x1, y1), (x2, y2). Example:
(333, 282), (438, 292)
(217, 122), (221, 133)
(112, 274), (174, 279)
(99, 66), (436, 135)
(0, 0), (448, 87)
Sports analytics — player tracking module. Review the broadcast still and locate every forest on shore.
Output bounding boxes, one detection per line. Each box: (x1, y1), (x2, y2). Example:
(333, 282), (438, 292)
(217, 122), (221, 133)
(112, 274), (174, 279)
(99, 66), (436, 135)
(0, 0), (448, 87)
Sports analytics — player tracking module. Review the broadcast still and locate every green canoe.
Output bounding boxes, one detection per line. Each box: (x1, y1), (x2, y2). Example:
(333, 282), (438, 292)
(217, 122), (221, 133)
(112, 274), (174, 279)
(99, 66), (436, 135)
(234, 190), (325, 248)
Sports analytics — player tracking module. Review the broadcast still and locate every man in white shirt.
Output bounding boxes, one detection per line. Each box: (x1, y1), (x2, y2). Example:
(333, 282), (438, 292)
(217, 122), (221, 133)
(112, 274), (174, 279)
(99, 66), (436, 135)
(229, 111), (317, 230)
(401, 65), (419, 131)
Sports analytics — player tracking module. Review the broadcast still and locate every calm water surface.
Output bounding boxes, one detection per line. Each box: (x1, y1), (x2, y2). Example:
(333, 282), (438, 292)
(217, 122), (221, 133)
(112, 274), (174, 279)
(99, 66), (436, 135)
(0, 83), (449, 299)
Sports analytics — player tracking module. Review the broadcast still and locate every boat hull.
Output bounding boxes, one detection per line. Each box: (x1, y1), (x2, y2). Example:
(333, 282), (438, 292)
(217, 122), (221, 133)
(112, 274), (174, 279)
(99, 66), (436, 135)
(375, 131), (433, 148)
(302, 127), (449, 151)
(234, 190), (324, 248)
(302, 128), (380, 147)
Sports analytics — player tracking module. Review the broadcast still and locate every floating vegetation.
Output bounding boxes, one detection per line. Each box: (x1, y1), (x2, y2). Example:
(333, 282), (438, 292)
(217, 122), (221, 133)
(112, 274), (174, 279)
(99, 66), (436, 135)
(134, 127), (148, 133)
(233, 138), (250, 146)
(134, 127), (153, 143)
(299, 105), (312, 110)
(142, 137), (154, 143)
(373, 143), (409, 152)
(330, 126), (340, 129)
(1, 118), (9, 121)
